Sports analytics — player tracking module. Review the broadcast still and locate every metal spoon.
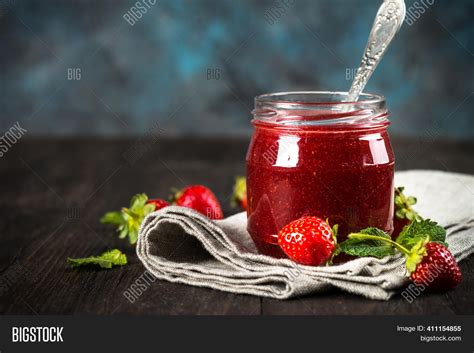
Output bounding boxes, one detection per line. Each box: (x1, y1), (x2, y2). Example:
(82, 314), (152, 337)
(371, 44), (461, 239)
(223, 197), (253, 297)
(345, 0), (406, 103)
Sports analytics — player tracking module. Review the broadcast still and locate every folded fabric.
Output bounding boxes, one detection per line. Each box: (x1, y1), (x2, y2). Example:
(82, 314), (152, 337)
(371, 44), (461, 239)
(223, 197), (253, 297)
(136, 170), (474, 300)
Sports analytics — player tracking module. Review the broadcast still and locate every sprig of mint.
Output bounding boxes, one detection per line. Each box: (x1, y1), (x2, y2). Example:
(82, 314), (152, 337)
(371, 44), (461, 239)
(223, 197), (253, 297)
(337, 227), (395, 258)
(337, 219), (446, 273)
(395, 218), (447, 249)
(68, 249), (127, 269)
(100, 193), (155, 244)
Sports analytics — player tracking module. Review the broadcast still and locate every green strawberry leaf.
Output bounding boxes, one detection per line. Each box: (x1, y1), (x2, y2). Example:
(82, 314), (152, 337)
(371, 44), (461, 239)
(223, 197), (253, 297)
(128, 228), (139, 245)
(394, 186), (422, 221)
(325, 221), (340, 265)
(100, 193), (155, 244)
(406, 196), (417, 206)
(405, 236), (429, 273)
(396, 219), (446, 249)
(100, 211), (124, 225)
(231, 176), (247, 207)
(130, 193), (148, 210)
(68, 249), (127, 269)
(338, 228), (395, 258)
(119, 226), (128, 239)
(143, 203), (155, 215)
(331, 223), (339, 245)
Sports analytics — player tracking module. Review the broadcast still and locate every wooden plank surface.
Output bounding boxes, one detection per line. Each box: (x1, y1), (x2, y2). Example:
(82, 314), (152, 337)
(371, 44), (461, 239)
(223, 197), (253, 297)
(0, 137), (472, 315)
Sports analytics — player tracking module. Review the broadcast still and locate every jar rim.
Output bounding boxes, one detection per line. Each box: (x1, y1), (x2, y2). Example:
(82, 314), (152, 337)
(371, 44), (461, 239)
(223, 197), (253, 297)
(256, 90), (385, 105)
(253, 91), (388, 127)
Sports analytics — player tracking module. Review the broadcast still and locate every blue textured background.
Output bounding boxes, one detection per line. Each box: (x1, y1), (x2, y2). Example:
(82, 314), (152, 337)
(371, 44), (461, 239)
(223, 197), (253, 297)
(1, 0), (473, 139)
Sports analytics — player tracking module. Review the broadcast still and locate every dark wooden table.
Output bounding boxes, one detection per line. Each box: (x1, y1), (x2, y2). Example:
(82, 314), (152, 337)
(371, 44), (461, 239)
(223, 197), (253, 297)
(1, 137), (473, 315)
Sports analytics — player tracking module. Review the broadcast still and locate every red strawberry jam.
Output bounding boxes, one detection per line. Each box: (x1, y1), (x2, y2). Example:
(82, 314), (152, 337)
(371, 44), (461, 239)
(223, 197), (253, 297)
(246, 92), (394, 258)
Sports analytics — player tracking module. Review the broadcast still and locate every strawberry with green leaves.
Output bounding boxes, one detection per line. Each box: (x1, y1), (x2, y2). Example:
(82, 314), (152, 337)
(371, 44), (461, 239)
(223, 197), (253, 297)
(100, 194), (168, 244)
(393, 186), (421, 237)
(409, 242), (461, 290)
(337, 219), (462, 291)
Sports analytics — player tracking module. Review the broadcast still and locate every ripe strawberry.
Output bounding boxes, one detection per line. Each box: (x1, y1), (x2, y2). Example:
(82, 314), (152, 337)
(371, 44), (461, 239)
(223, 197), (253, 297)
(393, 186), (421, 238)
(278, 216), (336, 266)
(343, 219), (462, 292)
(410, 242), (462, 291)
(172, 185), (224, 220)
(231, 176), (247, 210)
(147, 198), (169, 211)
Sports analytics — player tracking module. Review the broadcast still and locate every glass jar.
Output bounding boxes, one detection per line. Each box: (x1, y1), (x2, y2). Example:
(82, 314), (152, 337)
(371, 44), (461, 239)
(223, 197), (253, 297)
(246, 91), (395, 258)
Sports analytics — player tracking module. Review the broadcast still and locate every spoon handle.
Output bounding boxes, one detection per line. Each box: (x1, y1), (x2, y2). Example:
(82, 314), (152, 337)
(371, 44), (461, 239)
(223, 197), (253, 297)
(346, 0), (406, 102)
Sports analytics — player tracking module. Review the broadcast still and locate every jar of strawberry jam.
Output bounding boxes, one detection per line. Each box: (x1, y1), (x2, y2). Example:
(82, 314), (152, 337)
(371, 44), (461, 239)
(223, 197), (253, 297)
(246, 91), (394, 258)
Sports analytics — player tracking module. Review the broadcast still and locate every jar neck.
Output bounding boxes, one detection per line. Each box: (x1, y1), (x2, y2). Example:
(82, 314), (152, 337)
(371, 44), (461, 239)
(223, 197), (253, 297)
(253, 91), (389, 129)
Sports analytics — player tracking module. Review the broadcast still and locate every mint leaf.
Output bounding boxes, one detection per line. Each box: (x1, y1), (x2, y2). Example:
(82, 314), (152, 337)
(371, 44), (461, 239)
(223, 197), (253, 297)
(396, 219), (446, 249)
(359, 227), (390, 238)
(68, 249), (127, 269)
(338, 228), (395, 258)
